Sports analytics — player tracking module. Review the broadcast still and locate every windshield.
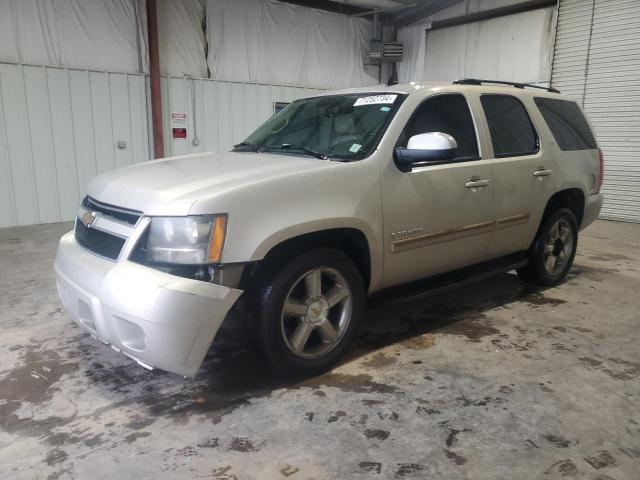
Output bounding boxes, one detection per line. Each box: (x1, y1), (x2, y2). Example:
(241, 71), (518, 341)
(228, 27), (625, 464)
(234, 93), (406, 160)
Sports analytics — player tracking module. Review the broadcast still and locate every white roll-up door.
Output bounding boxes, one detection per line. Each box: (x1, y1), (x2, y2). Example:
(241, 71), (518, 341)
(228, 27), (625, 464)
(552, 0), (640, 223)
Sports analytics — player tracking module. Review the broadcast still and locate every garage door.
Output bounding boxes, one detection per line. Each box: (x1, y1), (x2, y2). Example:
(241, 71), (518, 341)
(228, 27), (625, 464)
(552, 0), (640, 223)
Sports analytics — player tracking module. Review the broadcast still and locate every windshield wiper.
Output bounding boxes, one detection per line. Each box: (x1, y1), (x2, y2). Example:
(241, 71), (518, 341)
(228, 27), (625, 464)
(233, 141), (262, 152)
(280, 144), (328, 160)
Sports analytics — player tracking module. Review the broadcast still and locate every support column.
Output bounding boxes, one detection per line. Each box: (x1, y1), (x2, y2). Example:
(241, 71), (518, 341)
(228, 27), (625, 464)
(146, 0), (164, 159)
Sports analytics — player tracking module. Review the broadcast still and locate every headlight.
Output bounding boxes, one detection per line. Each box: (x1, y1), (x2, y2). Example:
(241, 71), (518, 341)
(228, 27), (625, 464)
(146, 214), (227, 264)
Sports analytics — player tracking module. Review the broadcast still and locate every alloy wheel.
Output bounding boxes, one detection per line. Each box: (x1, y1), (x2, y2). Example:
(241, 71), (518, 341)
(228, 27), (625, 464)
(280, 267), (352, 359)
(543, 218), (574, 276)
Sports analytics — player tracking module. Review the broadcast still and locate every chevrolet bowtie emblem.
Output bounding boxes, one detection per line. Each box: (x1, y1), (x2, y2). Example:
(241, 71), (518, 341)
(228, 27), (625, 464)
(81, 211), (97, 228)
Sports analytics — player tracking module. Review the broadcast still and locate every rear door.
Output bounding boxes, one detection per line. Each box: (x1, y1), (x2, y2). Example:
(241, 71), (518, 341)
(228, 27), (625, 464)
(380, 92), (495, 288)
(478, 94), (558, 257)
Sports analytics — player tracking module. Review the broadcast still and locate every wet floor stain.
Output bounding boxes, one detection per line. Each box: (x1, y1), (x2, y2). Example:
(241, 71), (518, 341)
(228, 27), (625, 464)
(228, 437), (259, 452)
(0, 348), (78, 435)
(327, 410), (347, 423)
(400, 333), (436, 350)
(568, 264), (620, 282)
(124, 432), (151, 443)
(544, 459), (578, 477)
(439, 421), (472, 448)
(45, 448), (68, 466)
(196, 437), (219, 449)
(358, 461), (382, 474)
(588, 253), (633, 262)
(584, 450), (619, 469)
(544, 434), (579, 448)
(364, 428), (390, 440)
(362, 352), (398, 368)
(519, 290), (567, 308)
(300, 373), (401, 394)
(395, 463), (425, 477)
(432, 314), (500, 342)
(578, 356), (640, 381)
(279, 464), (300, 477)
(443, 449), (467, 465)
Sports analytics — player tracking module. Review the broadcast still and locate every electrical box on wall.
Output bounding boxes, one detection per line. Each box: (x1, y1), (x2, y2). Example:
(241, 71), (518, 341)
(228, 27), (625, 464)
(369, 40), (403, 63)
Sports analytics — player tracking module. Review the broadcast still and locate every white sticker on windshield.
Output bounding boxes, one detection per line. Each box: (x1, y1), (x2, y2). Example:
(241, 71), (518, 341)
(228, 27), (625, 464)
(349, 143), (362, 153)
(353, 94), (397, 107)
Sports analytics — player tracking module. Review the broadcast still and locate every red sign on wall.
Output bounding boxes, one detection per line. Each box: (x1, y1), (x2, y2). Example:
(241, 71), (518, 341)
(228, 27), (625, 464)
(172, 127), (187, 139)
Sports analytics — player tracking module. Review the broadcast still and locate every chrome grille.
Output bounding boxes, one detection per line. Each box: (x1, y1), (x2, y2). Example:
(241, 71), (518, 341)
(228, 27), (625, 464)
(82, 196), (142, 226)
(75, 220), (126, 260)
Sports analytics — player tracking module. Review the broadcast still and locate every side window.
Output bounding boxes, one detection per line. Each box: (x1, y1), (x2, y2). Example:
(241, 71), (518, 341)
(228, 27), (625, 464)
(480, 95), (538, 158)
(534, 97), (597, 150)
(397, 94), (479, 161)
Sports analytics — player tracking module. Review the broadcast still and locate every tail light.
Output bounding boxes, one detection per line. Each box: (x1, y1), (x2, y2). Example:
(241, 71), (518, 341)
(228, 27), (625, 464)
(595, 148), (604, 194)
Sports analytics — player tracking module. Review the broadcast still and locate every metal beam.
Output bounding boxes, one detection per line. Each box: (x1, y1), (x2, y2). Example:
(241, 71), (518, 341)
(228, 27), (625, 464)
(428, 0), (557, 30)
(277, 0), (369, 15)
(350, 3), (416, 17)
(146, 0), (164, 159)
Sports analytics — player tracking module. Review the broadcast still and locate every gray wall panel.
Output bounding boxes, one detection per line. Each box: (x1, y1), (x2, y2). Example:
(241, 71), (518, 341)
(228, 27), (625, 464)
(0, 63), (324, 227)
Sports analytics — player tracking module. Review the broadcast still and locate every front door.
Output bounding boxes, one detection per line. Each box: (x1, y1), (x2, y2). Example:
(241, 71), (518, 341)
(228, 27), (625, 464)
(380, 93), (495, 289)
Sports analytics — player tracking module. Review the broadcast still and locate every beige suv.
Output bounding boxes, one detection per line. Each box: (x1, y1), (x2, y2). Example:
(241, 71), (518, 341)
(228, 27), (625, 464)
(54, 79), (603, 377)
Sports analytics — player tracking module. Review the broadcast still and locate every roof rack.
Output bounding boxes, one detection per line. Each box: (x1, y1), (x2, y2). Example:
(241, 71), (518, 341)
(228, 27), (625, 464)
(452, 78), (560, 94)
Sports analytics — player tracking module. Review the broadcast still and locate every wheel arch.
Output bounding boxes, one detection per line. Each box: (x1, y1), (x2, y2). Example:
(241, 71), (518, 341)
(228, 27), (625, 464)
(543, 188), (585, 228)
(242, 226), (374, 294)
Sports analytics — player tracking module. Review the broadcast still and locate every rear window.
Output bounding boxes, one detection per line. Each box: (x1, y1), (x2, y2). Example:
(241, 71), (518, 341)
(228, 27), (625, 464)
(534, 97), (597, 151)
(480, 95), (538, 158)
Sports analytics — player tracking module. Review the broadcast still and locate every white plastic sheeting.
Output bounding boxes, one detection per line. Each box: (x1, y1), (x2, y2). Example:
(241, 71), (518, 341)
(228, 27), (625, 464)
(0, 0), (142, 73)
(0, 0), (378, 89)
(397, 23), (427, 84)
(423, 7), (556, 84)
(158, 0), (208, 77)
(206, 0), (378, 89)
(135, 0), (209, 77)
(397, 0), (557, 85)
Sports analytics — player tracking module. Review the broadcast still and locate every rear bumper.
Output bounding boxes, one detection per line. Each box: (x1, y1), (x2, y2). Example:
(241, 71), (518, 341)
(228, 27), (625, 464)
(581, 193), (603, 231)
(54, 231), (243, 377)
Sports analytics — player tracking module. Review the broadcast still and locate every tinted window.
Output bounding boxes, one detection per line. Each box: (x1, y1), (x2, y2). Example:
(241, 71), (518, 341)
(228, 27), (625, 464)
(534, 97), (597, 150)
(481, 95), (538, 157)
(397, 94), (479, 160)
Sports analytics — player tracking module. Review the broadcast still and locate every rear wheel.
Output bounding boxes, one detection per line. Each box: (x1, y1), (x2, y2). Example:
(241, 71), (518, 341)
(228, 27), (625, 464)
(256, 248), (364, 375)
(517, 208), (578, 287)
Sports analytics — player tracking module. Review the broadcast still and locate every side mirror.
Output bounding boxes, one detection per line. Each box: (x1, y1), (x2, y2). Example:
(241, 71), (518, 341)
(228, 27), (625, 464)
(394, 132), (458, 172)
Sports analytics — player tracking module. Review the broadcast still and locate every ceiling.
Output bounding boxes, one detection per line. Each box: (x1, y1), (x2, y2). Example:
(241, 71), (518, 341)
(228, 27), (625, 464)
(332, 0), (415, 9)
(279, 0), (460, 25)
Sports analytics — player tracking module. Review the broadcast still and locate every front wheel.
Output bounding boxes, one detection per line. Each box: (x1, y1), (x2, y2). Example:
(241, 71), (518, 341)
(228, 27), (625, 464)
(517, 208), (578, 287)
(256, 248), (364, 375)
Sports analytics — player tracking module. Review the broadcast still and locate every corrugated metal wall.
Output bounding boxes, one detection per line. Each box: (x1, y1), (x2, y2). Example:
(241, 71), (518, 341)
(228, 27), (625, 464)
(0, 63), (149, 227)
(552, 0), (640, 223)
(161, 76), (322, 157)
(0, 63), (322, 227)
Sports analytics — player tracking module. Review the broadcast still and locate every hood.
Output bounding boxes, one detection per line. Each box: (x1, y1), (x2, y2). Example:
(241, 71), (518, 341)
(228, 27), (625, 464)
(87, 151), (335, 215)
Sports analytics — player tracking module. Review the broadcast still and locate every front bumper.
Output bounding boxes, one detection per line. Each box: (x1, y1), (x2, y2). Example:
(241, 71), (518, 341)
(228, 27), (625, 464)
(54, 231), (243, 377)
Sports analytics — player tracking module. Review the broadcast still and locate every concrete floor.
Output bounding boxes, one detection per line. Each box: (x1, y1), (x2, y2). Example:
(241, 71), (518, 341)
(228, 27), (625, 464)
(0, 220), (639, 480)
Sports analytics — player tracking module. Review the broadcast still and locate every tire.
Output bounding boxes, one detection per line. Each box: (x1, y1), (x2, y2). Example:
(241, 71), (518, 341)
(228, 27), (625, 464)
(255, 248), (365, 375)
(517, 208), (578, 287)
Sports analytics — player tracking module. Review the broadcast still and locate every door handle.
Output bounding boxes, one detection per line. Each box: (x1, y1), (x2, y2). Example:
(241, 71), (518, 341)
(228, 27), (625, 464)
(465, 178), (490, 188)
(533, 168), (553, 177)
